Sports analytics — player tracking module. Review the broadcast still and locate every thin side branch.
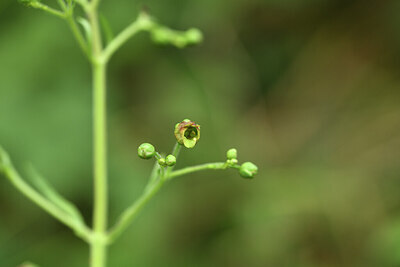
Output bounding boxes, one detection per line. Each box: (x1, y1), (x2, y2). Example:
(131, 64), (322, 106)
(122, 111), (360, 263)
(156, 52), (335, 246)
(166, 162), (227, 181)
(0, 149), (92, 242)
(101, 13), (154, 62)
(30, 2), (66, 18)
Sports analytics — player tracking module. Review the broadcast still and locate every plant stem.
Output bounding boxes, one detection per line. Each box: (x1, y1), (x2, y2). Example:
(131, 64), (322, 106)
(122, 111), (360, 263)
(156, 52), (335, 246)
(166, 142), (181, 176)
(33, 3), (66, 18)
(66, 14), (89, 57)
(107, 177), (164, 243)
(102, 13), (154, 62)
(107, 161), (228, 243)
(166, 162), (227, 181)
(92, 62), (107, 234)
(1, 162), (92, 241)
(88, 6), (108, 267)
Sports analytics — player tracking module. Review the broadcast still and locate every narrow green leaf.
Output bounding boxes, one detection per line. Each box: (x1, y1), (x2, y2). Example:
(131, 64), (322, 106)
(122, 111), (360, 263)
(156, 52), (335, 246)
(0, 145), (11, 173)
(100, 14), (114, 45)
(77, 17), (92, 48)
(26, 164), (85, 225)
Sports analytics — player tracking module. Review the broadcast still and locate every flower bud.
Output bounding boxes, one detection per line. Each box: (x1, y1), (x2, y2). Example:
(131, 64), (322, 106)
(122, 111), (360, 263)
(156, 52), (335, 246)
(158, 158), (166, 166)
(185, 28), (203, 44)
(239, 162), (258, 179)
(226, 148), (237, 160)
(174, 119), (201, 148)
(165, 155), (176, 166)
(137, 143), (156, 159)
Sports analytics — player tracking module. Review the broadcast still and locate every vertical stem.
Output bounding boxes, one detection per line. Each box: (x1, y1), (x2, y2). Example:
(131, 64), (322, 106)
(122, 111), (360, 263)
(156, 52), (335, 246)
(93, 62), (107, 234)
(91, 62), (107, 267)
(88, 6), (108, 267)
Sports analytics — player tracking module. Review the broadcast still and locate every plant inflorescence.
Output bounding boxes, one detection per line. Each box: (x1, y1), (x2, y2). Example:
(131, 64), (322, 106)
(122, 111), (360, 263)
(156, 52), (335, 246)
(0, 1), (258, 266)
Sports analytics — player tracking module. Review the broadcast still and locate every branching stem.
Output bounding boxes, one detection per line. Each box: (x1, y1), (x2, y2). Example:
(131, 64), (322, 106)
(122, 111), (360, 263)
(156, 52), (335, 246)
(0, 158), (92, 242)
(107, 161), (228, 243)
(9, 2), (205, 266)
(102, 13), (154, 62)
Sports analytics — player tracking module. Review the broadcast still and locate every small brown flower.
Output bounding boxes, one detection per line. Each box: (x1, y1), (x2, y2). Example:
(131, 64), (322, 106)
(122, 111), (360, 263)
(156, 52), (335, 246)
(174, 119), (200, 148)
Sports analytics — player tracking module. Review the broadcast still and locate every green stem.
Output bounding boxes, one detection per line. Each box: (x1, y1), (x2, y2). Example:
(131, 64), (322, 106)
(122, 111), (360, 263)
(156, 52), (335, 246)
(33, 3), (66, 18)
(144, 162), (161, 192)
(92, 62), (107, 233)
(57, 0), (67, 10)
(107, 161), (227, 243)
(1, 162), (91, 241)
(66, 14), (89, 58)
(88, 7), (108, 267)
(171, 142), (182, 158)
(102, 13), (154, 62)
(166, 142), (181, 176)
(107, 177), (164, 243)
(166, 162), (227, 181)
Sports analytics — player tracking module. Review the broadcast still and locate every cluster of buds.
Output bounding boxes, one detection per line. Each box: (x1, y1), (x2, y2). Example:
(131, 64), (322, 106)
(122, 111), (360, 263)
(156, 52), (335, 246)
(225, 148), (258, 179)
(137, 143), (176, 167)
(151, 27), (203, 49)
(158, 155), (176, 167)
(137, 119), (258, 179)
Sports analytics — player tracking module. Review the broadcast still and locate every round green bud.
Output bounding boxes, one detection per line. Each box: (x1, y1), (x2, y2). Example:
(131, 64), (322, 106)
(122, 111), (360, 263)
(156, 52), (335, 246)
(158, 158), (167, 166)
(165, 155), (176, 166)
(239, 162), (258, 179)
(138, 143), (156, 159)
(186, 28), (203, 44)
(226, 148), (238, 160)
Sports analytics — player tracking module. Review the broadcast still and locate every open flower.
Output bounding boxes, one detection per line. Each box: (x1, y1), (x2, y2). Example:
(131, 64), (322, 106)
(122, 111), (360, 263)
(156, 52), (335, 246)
(174, 119), (201, 148)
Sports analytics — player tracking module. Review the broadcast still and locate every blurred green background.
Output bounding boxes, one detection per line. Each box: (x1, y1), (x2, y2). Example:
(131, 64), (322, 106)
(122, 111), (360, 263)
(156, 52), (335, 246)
(1, 0), (400, 266)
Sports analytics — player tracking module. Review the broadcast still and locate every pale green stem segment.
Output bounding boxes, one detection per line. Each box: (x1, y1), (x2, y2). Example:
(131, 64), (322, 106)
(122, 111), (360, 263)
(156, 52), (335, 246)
(107, 161), (227, 243)
(30, 2), (66, 18)
(101, 12), (154, 62)
(57, 0), (67, 10)
(107, 170), (165, 243)
(166, 162), (227, 181)
(166, 142), (181, 176)
(88, 5), (108, 267)
(66, 14), (90, 57)
(0, 149), (91, 242)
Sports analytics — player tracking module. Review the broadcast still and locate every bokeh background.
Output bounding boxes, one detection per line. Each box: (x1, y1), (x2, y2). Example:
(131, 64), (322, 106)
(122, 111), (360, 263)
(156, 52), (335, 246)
(1, 0), (400, 266)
